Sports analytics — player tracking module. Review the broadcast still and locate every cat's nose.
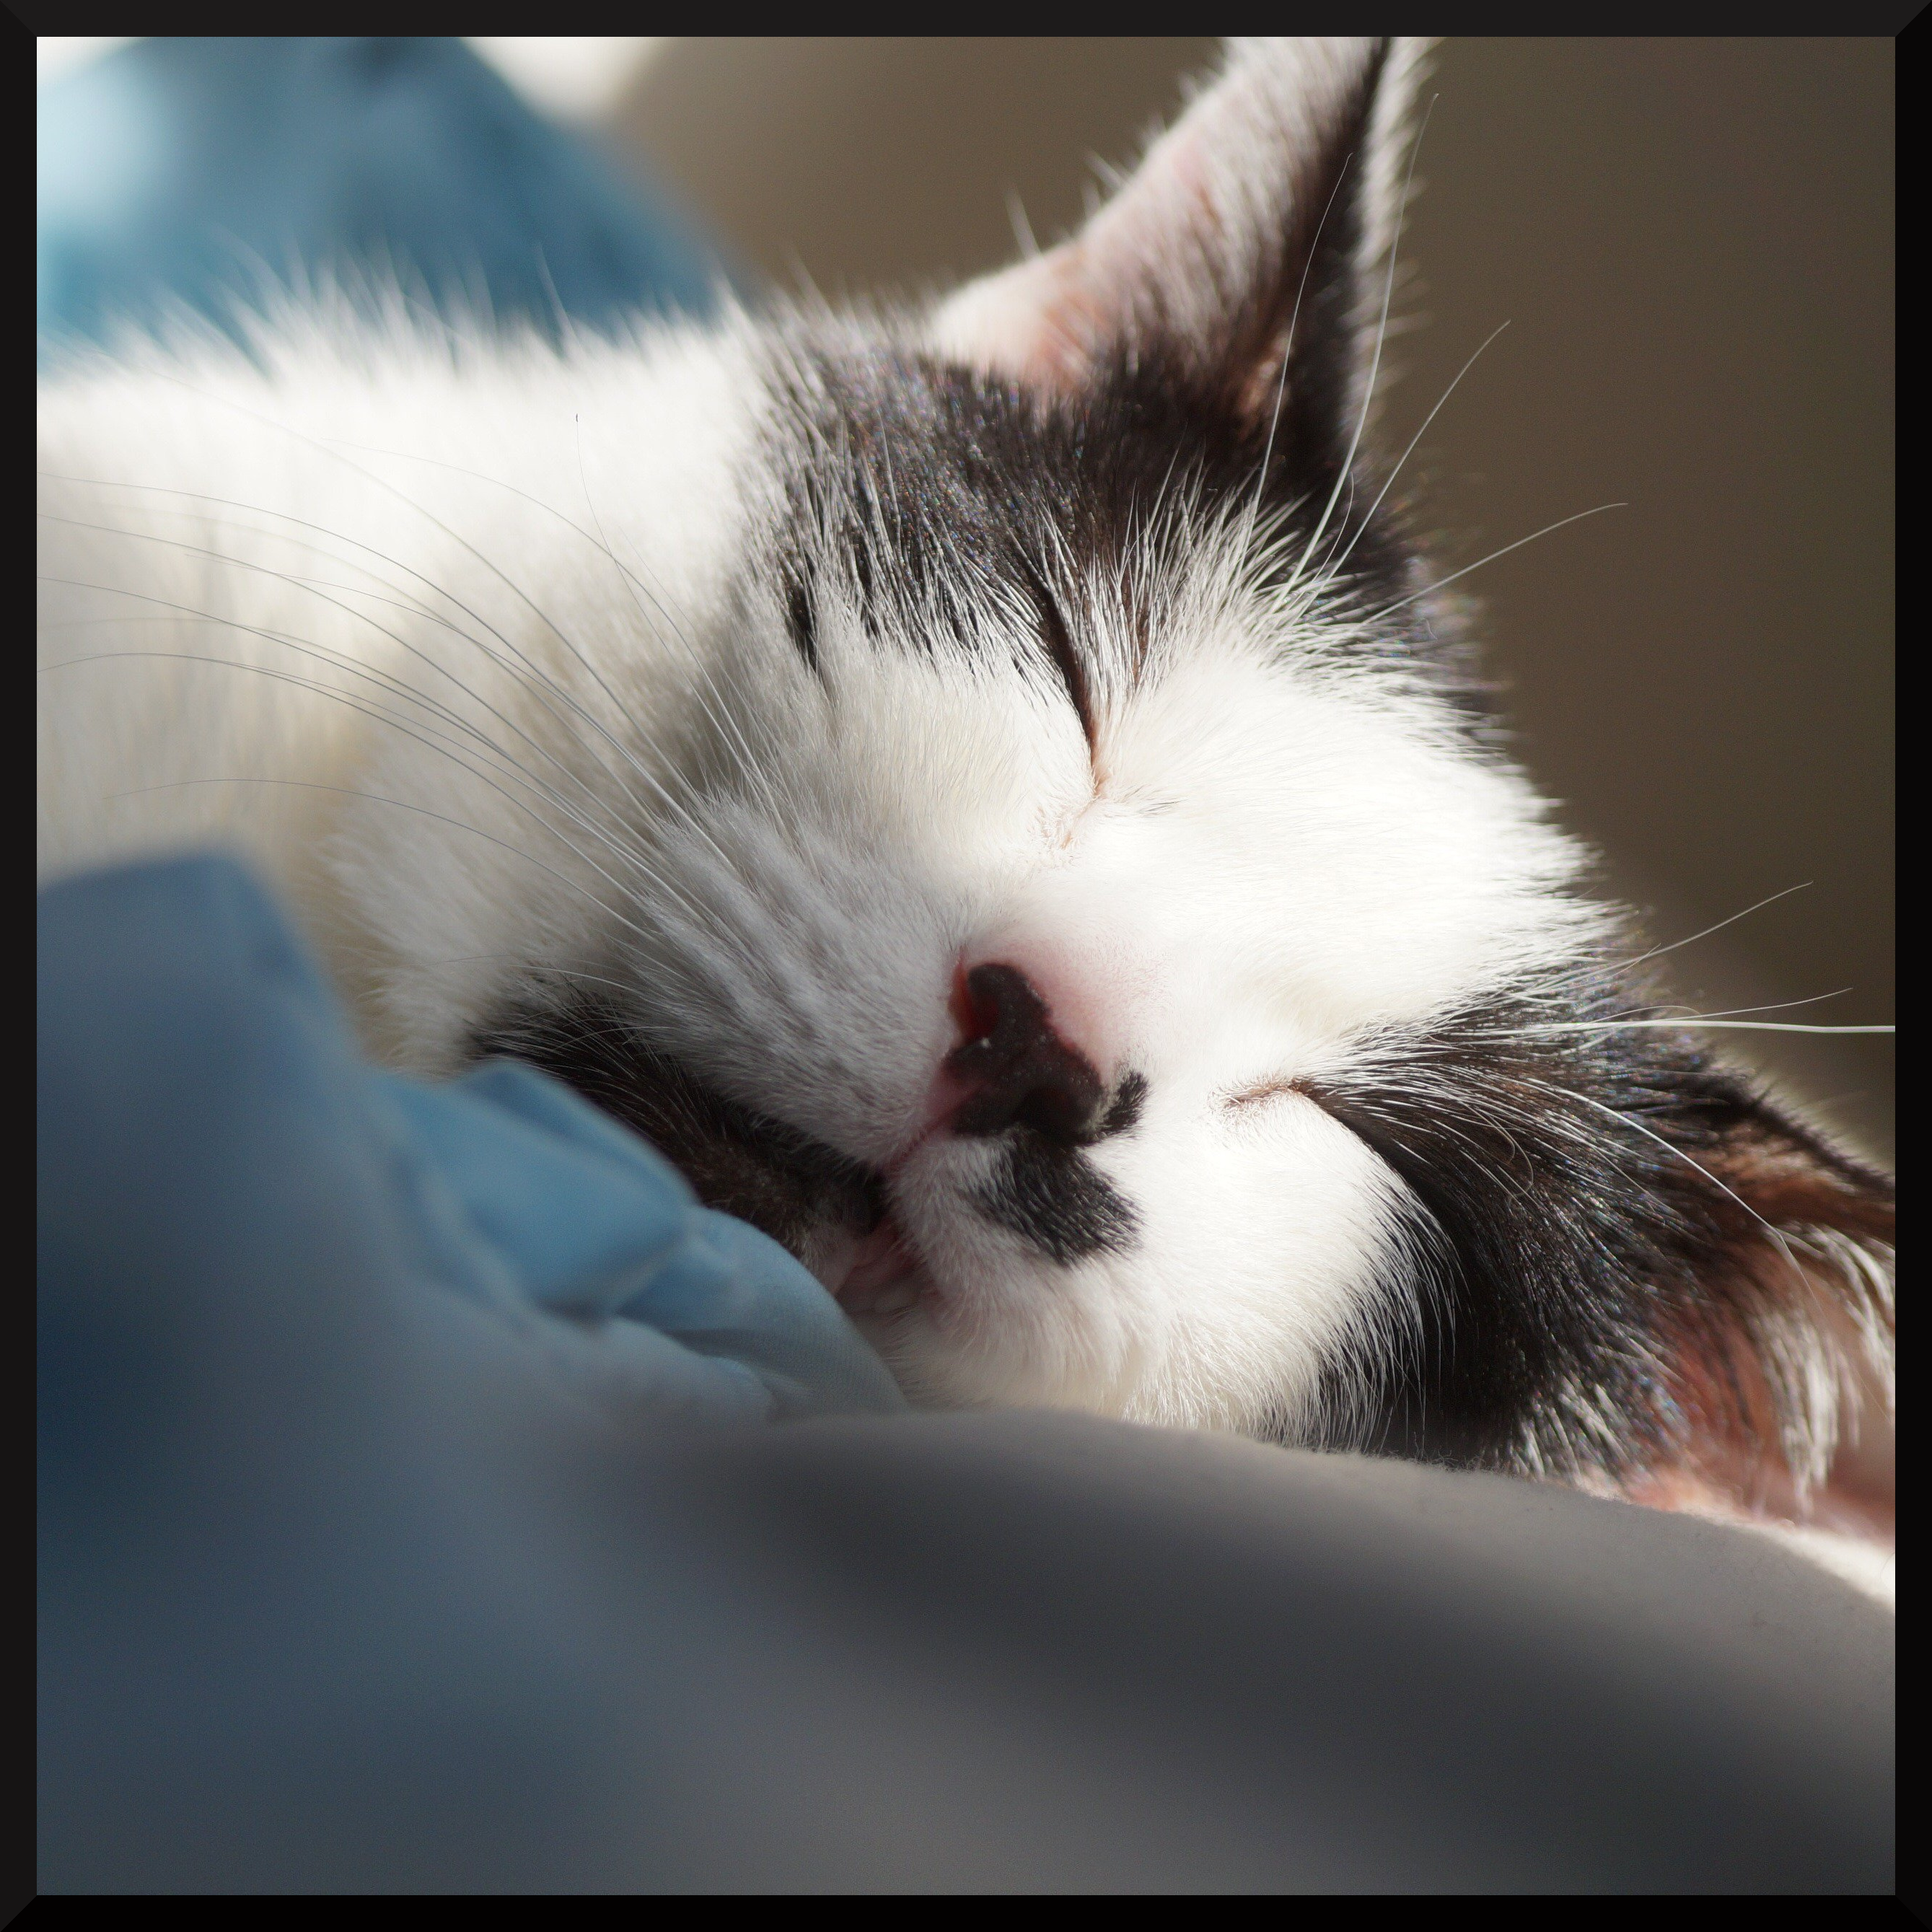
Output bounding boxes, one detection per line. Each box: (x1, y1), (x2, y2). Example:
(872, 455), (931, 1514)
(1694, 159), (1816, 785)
(944, 962), (1107, 1146)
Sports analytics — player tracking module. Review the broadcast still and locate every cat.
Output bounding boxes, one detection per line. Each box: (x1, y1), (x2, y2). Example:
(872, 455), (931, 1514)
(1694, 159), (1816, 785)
(38, 38), (1894, 1587)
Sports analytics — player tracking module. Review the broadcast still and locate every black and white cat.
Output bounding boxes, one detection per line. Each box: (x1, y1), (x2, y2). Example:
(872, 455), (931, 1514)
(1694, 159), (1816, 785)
(38, 40), (1894, 1586)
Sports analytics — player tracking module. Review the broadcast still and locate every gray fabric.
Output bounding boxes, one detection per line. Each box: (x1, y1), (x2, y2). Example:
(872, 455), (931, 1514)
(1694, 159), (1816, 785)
(41, 1350), (1893, 1890)
(621, 1412), (1893, 1892)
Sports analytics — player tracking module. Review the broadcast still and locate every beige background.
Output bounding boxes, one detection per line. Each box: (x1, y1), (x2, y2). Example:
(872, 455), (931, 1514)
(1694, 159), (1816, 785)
(604, 38), (1894, 1156)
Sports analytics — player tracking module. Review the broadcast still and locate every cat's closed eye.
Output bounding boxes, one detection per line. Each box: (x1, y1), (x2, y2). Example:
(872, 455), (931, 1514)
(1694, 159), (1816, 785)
(1224, 1081), (1306, 1112)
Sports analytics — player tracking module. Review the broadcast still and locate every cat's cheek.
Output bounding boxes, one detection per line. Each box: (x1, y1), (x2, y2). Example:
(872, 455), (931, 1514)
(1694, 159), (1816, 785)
(855, 1090), (1410, 1431)
(1068, 1101), (1413, 1434)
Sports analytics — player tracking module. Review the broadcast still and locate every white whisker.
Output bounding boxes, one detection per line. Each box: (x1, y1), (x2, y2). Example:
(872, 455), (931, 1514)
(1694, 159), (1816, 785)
(1283, 92), (1434, 600)
(1243, 152), (1353, 551)
(1358, 502), (1627, 626)
(1503, 1020), (1893, 1037)
(1327, 318), (1511, 580)
(39, 475), (752, 883)
(37, 514), (641, 824)
(37, 477), (671, 831)
(108, 776), (662, 951)
(1528, 1076), (1807, 1283)
(1620, 882), (1812, 972)
(44, 617), (725, 942)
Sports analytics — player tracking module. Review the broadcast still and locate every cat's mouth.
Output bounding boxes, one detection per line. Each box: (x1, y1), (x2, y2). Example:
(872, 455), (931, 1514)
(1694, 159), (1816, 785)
(475, 986), (1133, 1334)
(472, 996), (898, 1278)
(820, 1215), (932, 1320)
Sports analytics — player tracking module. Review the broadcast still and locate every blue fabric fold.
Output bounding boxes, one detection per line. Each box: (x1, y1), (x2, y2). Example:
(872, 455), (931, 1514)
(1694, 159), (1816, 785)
(38, 855), (904, 1428)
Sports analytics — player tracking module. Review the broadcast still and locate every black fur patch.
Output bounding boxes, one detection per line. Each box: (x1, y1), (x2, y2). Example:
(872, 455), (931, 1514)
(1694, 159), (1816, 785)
(471, 994), (884, 1257)
(784, 576), (820, 677)
(972, 1134), (1141, 1265)
(762, 328), (1492, 742)
(1101, 1071), (1149, 1138)
(1020, 556), (1096, 750)
(1296, 978), (1893, 1479)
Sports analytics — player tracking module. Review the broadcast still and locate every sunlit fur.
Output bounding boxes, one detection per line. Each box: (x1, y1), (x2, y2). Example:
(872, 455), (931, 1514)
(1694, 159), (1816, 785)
(36, 300), (1586, 1433)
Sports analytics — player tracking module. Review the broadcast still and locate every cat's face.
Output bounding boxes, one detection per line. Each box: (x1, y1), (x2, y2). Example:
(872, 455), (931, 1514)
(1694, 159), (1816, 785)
(483, 335), (1591, 1435)
(344, 39), (1887, 1504)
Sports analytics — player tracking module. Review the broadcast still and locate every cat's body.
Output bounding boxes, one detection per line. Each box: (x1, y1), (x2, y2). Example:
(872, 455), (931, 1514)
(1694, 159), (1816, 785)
(38, 40), (1893, 1585)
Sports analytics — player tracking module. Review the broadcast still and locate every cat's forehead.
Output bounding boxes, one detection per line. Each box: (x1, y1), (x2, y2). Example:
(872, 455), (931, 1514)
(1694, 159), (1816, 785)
(769, 334), (1326, 592)
(753, 326), (1483, 729)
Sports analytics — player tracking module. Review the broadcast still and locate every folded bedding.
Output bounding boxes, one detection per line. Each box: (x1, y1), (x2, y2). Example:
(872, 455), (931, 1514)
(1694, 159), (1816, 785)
(38, 854), (905, 1429)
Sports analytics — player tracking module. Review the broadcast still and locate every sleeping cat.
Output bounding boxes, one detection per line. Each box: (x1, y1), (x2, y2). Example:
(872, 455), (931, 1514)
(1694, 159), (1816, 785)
(38, 38), (1893, 1578)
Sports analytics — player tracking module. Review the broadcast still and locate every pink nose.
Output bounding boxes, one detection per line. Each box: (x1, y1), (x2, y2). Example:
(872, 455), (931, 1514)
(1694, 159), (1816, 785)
(944, 962), (1106, 1146)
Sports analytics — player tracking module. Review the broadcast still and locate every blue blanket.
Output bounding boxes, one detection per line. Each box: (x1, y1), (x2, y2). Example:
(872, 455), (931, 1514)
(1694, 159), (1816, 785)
(39, 856), (904, 1428)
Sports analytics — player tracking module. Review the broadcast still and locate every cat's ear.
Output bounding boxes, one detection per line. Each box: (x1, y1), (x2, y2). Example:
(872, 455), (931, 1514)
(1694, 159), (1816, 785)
(931, 37), (1430, 444)
(1643, 1086), (1894, 1545)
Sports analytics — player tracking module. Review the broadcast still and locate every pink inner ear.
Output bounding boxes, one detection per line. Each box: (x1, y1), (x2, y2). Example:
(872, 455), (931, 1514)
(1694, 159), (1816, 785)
(930, 103), (1234, 398)
(928, 246), (1102, 395)
(1621, 1317), (1895, 1552)
(1633, 1112), (1896, 1560)
(931, 39), (1412, 422)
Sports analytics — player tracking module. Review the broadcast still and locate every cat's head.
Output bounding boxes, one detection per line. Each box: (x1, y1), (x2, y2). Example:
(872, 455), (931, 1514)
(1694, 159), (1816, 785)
(351, 38), (1891, 1527)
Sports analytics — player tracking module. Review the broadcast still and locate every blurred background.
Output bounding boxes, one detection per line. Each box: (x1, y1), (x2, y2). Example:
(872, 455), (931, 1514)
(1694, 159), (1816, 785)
(40, 38), (1896, 1156)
